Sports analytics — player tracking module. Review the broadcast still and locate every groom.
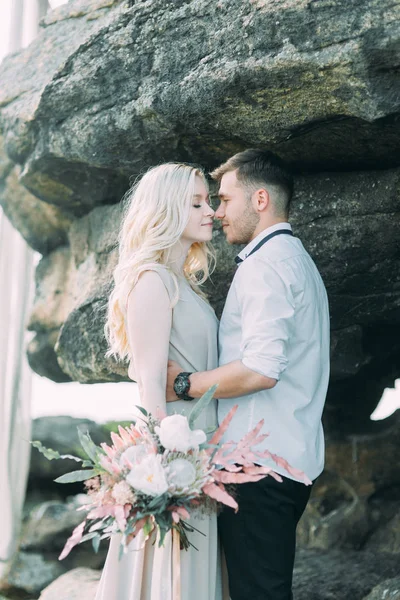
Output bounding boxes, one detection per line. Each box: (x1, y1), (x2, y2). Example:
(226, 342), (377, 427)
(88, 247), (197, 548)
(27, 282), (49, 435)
(166, 149), (330, 600)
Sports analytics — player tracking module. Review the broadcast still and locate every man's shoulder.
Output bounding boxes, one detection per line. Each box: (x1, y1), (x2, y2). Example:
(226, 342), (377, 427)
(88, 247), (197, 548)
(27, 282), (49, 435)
(240, 236), (308, 272)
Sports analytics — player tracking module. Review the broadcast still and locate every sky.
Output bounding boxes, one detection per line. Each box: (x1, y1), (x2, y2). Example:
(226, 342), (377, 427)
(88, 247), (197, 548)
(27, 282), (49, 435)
(0, 0), (399, 423)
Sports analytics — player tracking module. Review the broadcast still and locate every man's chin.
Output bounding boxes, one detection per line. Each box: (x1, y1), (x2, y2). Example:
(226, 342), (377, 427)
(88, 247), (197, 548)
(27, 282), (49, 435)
(223, 230), (240, 245)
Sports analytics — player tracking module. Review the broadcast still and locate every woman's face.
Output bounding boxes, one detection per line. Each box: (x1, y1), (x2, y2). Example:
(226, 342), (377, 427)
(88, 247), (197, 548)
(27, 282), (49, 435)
(181, 175), (215, 244)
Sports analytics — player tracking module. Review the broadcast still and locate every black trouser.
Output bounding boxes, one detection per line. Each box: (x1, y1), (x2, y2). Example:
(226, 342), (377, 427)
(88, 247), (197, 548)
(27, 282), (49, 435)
(218, 474), (312, 600)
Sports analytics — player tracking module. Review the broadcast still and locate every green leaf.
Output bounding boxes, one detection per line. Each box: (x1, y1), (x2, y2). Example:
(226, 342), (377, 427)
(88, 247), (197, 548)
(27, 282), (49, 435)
(147, 494), (168, 511)
(92, 534), (101, 553)
(143, 519), (153, 538)
(80, 532), (98, 544)
(188, 385), (218, 429)
(88, 521), (106, 533)
(31, 441), (82, 462)
(135, 405), (148, 418)
(77, 429), (99, 463)
(54, 469), (98, 484)
(118, 542), (125, 561)
(158, 525), (168, 548)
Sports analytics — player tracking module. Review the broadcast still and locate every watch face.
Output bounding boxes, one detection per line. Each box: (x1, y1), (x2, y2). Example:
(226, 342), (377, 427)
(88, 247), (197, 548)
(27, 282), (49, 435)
(174, 374), (189, 395)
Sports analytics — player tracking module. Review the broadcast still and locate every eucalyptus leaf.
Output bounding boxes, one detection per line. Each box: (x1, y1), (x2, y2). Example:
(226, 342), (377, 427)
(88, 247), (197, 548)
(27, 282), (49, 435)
(89, 521), (106, 533)
(77, 429), (99, 463)
(158, 526), (167, 548)
(135, 405), (148, 417)
(143, 520), (153, 538)
(147, 495), (167, 511)
(54, 469), (98, 484)
(188, 385), (218, 429)
(31, 441), (82, 462)
(92, 534), (101, 553)
(118, 542), (125, 561)
(80, 532), (98, 544)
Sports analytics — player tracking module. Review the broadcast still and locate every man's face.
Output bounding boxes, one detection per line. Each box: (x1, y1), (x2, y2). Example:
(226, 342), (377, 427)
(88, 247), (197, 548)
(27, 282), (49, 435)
(214, 170), (260, 244)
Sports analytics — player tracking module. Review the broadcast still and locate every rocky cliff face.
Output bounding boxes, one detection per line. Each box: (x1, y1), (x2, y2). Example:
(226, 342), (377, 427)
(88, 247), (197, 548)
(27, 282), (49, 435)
(0, 0), (400, 596)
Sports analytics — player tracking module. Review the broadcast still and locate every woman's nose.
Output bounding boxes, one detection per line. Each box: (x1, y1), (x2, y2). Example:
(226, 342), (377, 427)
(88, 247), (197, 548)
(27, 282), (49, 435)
(205, 204), (215, 217)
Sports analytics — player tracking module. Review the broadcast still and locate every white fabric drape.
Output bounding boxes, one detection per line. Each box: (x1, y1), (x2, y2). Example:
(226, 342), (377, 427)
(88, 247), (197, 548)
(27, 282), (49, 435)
(0, 215), (34, 570)
(0, 0), (49, 577)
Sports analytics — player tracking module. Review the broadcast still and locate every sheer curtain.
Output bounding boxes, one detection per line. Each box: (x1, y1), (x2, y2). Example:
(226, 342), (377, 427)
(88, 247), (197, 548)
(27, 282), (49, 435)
(0, 0), (49, 577)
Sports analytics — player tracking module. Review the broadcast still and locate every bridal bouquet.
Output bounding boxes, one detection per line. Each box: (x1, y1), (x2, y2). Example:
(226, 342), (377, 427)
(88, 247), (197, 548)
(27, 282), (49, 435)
(32, 386), (311, 560)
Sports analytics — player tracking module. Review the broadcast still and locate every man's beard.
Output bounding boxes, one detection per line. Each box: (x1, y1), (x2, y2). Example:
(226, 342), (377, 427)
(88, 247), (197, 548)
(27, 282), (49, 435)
(231, 202), (260, 245)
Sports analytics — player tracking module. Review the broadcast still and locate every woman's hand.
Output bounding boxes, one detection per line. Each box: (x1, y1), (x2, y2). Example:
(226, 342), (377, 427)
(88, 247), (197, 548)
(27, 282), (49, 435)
(166, 360), (184, 402)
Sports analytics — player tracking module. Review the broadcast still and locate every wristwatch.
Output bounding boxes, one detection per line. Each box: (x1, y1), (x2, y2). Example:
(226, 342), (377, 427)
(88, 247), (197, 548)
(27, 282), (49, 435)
(173, 372), (194, 401)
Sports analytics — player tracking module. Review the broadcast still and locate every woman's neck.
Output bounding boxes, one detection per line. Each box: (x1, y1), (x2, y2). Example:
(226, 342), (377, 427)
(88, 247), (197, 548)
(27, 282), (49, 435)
(168, 239), (191, 276)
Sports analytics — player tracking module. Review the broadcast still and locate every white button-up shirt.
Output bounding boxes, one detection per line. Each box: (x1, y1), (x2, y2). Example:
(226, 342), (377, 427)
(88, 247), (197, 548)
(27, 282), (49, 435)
(218, 223), (330, 482)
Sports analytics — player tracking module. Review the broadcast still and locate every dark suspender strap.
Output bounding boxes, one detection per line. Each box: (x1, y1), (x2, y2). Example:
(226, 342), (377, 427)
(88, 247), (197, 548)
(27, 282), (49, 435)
(235, 229), (294, 265)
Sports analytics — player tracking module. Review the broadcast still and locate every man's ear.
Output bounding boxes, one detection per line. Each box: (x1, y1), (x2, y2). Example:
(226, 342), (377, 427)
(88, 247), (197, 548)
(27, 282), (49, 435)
(255, 188), (270, 212)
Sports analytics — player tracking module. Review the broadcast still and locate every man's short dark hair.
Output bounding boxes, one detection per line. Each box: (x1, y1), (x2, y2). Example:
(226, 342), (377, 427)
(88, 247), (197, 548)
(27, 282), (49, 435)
(210, 149), (294, 217)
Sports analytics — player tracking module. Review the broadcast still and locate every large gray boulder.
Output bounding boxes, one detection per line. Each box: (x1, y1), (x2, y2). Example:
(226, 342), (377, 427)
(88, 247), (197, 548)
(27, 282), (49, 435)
(293, 549), (400, 600)
(20, 498), (88, 553)
(363, 578), (400, 600)
(0, 0), (399, 211)
(38, 568), (101, 600)
(0, 551), (64, 598)
(364, 510), (400, 554)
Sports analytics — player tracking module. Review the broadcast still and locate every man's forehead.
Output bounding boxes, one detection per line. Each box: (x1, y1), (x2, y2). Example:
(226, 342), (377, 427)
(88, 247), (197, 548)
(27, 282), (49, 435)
(219, 169), (240, 194)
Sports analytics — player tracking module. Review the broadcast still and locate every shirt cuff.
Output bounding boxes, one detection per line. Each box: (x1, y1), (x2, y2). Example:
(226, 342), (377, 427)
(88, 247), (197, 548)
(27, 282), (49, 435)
(242, 355), (287, 381)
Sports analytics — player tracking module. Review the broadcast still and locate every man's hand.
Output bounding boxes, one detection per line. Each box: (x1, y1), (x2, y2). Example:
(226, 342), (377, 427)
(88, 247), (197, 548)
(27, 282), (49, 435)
(166, 360), (184, 401)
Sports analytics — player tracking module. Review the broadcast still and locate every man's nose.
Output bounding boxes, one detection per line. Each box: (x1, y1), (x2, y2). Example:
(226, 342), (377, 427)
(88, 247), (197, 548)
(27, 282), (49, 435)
(214, 203), (224, 219)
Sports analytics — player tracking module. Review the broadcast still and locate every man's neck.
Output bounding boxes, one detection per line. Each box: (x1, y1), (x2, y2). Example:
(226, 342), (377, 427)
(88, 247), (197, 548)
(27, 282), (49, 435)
(250, 218), (288, 242)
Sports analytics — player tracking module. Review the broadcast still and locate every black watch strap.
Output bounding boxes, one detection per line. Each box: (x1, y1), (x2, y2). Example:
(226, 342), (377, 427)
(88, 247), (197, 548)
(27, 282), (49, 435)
(173, 371), (194, 401)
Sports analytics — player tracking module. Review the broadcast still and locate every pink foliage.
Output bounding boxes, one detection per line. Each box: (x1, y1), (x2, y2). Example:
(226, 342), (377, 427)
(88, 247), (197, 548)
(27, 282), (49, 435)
(168, 505), (191, 524)
(59, 520), (86, 560)
(100, 443), (116, 459)
(155, 407), (167, 421)
(202, 413), (310, 510)
(175, 506), (190, 520)
(87, 505), (117, 520)
(118, 425), (134, 445)
(202, 482), (238, 511)
(99, 455), (122, 476)
(128, 424), (142, 440)
(114, 504), (127, 532)
(270, 453), (312, 485)
(213, 470), (268, 484)
(208, 405), (238, 446)
(110, 431), (125, 451)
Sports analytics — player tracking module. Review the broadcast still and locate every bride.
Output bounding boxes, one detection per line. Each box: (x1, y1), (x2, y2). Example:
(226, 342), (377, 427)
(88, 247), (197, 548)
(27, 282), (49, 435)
(97, 163), (228, 599)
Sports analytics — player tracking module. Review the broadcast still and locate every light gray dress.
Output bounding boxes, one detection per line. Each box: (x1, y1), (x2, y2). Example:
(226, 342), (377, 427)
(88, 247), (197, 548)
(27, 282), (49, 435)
(95, 266), (227, 600)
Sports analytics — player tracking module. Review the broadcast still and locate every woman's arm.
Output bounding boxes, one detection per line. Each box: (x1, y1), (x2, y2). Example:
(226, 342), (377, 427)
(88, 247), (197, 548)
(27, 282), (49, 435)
(126, 270), (172, 415)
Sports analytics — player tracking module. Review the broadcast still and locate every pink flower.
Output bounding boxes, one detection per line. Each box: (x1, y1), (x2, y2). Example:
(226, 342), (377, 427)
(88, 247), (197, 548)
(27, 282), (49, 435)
(112, 481), (135, 505)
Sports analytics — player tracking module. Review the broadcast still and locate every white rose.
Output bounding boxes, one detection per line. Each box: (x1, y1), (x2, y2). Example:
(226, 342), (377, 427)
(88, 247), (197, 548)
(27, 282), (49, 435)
(126, 455), (168, 497)
(120, 444), (148, 467)
(154, 414), (206, 453)
(167, 458), (196, 489)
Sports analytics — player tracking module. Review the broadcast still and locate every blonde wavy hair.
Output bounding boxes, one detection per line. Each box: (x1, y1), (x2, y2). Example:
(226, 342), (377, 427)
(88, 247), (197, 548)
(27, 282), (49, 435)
(104, 163), (216, 362)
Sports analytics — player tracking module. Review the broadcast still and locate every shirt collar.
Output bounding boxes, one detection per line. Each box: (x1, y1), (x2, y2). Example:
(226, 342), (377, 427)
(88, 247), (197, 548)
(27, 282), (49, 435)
(236, 222), (292, 264)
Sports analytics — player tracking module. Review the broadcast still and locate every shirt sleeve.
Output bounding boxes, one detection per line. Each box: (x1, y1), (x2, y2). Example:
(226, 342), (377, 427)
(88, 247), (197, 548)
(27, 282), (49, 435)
(235, 257), (295, 381)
